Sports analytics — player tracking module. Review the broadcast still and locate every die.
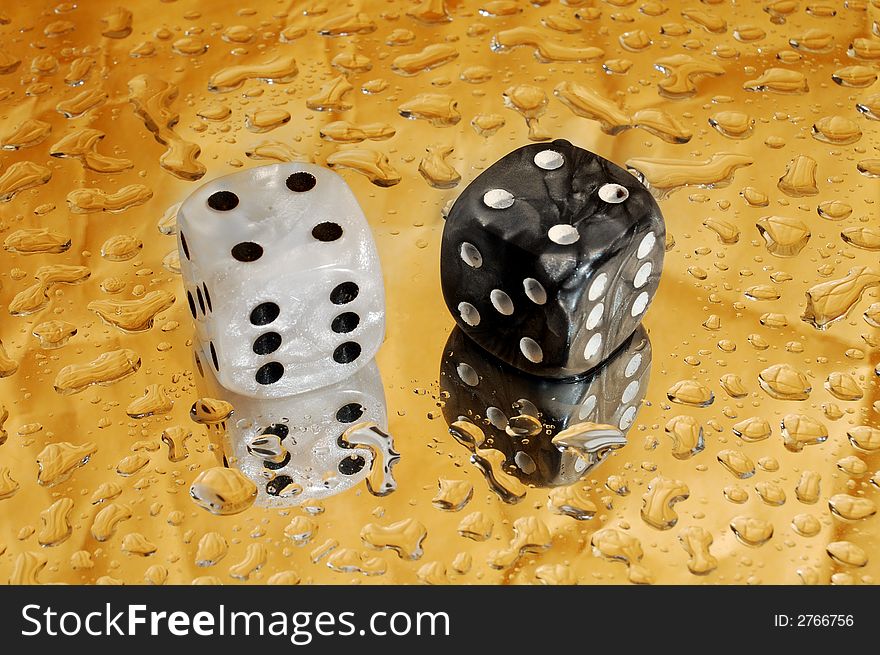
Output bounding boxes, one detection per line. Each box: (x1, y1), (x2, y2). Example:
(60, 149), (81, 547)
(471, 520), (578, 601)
(440, 139), (664, 378)
(193, 348), (398, 507)
(177, 163), (385, 398)
(440, 324), (651, 487)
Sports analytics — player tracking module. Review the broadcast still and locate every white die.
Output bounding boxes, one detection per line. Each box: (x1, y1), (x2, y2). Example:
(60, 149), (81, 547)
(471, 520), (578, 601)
(177, 163), (385, 398)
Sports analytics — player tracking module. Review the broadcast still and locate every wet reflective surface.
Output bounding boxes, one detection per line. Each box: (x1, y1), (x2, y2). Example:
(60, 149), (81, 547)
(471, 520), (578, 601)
(0, 0), (878, 585)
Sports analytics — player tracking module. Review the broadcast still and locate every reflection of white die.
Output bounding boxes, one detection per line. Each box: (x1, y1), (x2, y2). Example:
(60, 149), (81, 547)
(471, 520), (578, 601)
(195, 349), (397, 507)
(177, 163), (385, 399)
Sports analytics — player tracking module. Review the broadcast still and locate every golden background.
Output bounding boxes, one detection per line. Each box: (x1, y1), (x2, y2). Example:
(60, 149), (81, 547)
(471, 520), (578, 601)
(0, 0), (878, 584)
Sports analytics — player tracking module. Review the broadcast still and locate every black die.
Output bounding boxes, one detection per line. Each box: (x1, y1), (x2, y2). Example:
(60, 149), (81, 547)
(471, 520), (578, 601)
(440, 140), (664, 378)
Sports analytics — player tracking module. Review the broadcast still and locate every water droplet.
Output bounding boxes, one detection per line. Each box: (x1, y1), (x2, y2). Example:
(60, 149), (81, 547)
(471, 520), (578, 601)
(679, 526), (717, 575)
(503, 84), (549, 140)
(667, 379), (714, 406)
(778, 155), (818, 197)
(831, 65), (876, 88)
(755, 481), (785, 506)
(827, 541), (868, 567)
(229, 543), (267, 580)
(38, 497), (74, 546)
(718, 449), (755, 478)
(756, 215), (811, 256)
(802, 266), (880, 329)
(841, 226), (880, 251)
(91, 502), (132, 541)
(829, 494), (876, 520)
(283, 516), (317, 545)
(317, 11), (377, 36)
(0, 161), (52, 202)
(664, 415), (705, 459)
(792, 513), (821, 537)
(491, 27), (604, 62)
(741, 186), (769, 207)
(208, 53), (298, 92)
(398, 93), (460, 126)
(458, 511), (493, 541)
(730, 515), (773, 546)
(32, 320), (77, 349)
(1, 119), (52, 150)
(129, 76), (206, 180)
(795, 471), (821, 504)
(709, 111), (754, 139)
(67, 184), (153, 213)
(758, 363), (811, 400)
(326, 148), (401, 186)
(626, 153), (753, 199)
(190, 467), (256, 515)
(641, 477), (689, 529)
(811, 115), (862, 144)
(419, 144), (461, 188)
(54, 349), (141, 394)
(824, 372), (862, 401)
(591, 528), (653, 584)
(654, 54), (725, 97)
(361, 518), (427, 560)
(781, 414), (828, 452)
(488, 516), (551, 569)
(392, 43), (458, 76)
(245, 109), (291, 133)
(432, 479), (473, 511)
(548, 485), (597, 520)
(744, 67), (809, 93)
(703, 217), (740, 244)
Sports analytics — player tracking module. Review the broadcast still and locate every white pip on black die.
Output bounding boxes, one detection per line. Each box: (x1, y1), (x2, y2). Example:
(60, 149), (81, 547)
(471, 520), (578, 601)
(440, 139), (664, 378)
(177, 163), (385, 398)
(194, 350), (398, 507)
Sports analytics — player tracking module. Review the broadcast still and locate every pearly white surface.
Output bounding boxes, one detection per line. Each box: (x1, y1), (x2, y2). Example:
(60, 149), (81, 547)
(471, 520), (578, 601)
(177, 163), (385, 399)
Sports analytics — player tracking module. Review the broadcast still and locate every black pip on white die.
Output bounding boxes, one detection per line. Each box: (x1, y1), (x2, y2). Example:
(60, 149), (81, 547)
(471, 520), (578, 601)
(177, 163), (385, 398)
(440, 140), (664, 378)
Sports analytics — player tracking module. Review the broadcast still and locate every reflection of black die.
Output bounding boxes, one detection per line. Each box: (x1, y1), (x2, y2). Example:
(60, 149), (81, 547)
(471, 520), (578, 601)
(439, 325), (652, 487)
(440, 140), (664, 378)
